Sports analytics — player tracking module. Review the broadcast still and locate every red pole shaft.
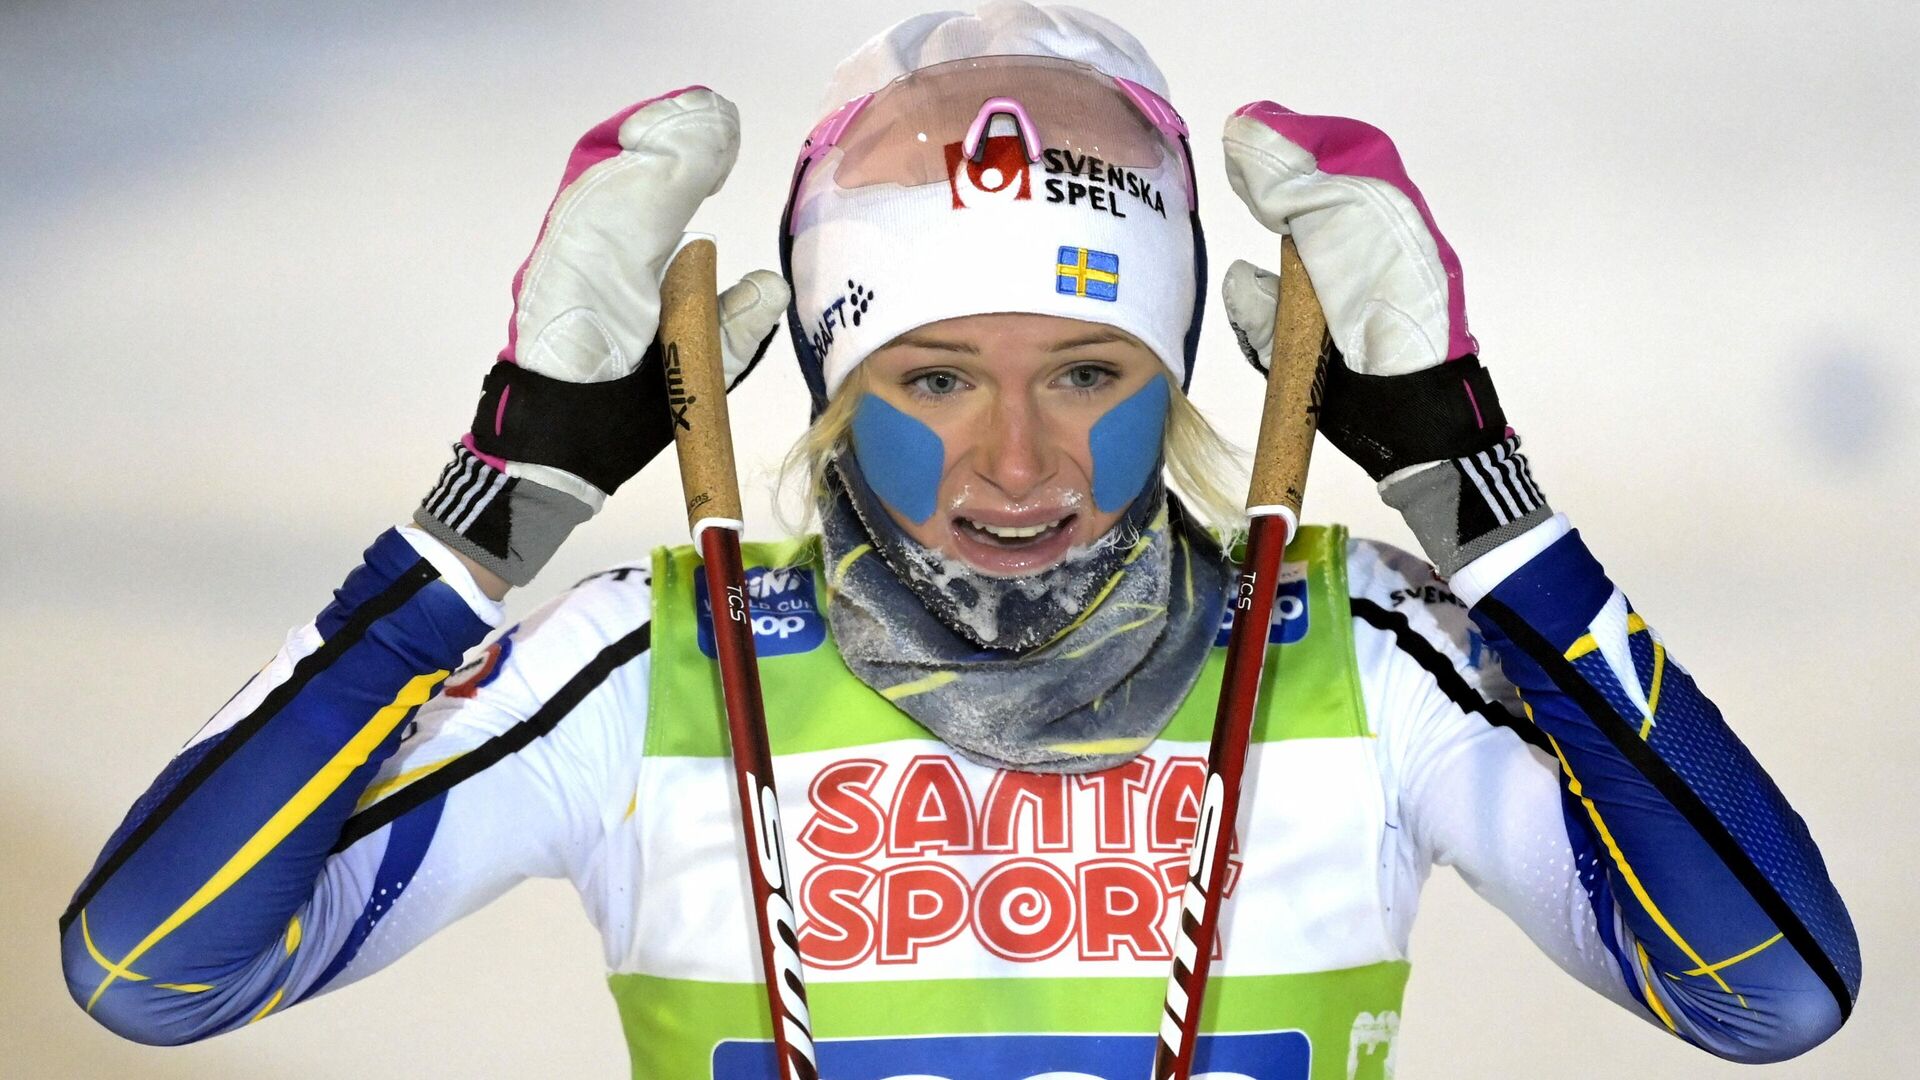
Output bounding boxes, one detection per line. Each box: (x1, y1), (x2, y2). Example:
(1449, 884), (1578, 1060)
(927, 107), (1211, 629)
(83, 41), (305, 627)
(697, 525), (817, 1080)
(1151, 513), (1291, 1079)
(1150, 235), (1326, 1080)
(663, 238), (816, 1078)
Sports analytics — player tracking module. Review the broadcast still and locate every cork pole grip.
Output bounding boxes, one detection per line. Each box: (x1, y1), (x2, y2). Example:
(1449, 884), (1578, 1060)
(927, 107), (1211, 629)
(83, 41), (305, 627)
(659, 237), (744, 531)
(1245, 236), (1331, 519)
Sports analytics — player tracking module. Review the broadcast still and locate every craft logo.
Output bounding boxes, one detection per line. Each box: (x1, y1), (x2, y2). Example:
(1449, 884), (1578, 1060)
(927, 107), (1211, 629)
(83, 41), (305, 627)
(696, 566), (825, 658)
(1042, 148), (1168, 219)
(944, 134), (1034, 209)
(793, 754), (1242, 969)
(1215, 563), (1310, 647)
(443, 630), (515, 699)
(808, 280), (876, 360)
(712, 1029), (1311, 1079)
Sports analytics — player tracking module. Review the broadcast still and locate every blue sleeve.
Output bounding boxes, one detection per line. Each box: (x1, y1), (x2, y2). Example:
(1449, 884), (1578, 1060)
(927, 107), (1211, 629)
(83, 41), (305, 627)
(59, 528), (492, 1045)
(1470, 529), (1859, 1062)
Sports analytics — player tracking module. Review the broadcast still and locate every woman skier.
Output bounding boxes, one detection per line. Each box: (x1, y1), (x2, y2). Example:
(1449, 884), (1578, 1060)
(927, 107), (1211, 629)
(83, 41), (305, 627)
(61, 4), (1858, 1077)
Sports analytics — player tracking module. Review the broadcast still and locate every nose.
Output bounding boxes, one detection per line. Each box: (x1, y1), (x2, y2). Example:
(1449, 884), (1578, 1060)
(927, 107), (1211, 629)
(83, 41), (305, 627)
(974, 389), (1056, 499)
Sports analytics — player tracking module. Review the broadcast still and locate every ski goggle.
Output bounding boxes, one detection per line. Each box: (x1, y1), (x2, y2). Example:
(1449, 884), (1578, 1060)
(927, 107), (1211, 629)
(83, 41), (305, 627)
(790, 54), (1196, 217)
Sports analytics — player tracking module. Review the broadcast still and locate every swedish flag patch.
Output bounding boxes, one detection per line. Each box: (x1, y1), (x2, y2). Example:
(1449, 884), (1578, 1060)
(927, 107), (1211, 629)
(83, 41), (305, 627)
(1056, 246), (1119, 301)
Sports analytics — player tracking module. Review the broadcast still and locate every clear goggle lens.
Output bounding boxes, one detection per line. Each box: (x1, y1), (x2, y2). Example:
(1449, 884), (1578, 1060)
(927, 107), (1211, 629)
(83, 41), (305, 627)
(795, 54), (1194, 208)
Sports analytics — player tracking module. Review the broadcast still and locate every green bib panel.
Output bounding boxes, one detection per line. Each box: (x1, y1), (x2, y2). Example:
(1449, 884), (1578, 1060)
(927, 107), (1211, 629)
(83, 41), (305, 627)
(646, 526), (1369, 755)
(617, 525), (1409, 1080)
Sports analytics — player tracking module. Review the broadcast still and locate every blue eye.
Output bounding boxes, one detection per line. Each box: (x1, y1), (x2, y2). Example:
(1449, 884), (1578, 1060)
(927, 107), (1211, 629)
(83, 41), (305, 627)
(909, 370), (962, 396)
(1063, 364), (1115, 390)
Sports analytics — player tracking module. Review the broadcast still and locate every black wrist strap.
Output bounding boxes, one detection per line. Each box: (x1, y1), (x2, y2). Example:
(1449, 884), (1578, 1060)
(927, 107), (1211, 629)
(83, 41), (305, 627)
(466, 348), (672, 497)
(1320, 353), (1508, 481)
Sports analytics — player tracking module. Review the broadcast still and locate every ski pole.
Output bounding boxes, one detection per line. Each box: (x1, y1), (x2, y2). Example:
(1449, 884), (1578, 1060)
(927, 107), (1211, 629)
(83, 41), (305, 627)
(660, 236), (818, 1080)
(1152, 235), (1329, 1080)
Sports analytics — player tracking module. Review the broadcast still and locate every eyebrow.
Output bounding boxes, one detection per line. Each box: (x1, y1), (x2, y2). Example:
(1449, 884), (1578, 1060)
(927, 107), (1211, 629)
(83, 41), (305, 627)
(1046, 330), (1135, 352)
(888, 334), (979, 354)
(885, 329), (1137, 355)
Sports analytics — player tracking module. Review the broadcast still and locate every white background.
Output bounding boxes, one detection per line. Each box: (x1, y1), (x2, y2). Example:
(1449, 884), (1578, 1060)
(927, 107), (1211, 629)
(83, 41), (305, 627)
(4, 0), (1915, 1076)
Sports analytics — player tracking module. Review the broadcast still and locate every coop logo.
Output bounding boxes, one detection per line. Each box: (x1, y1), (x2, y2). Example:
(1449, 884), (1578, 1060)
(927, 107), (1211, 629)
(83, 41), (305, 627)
(711, 1029), (1310, 1079)
(945, 135), (1034, 209)
(1215, 564), (1310, 647)
(696, 566), (825, 658)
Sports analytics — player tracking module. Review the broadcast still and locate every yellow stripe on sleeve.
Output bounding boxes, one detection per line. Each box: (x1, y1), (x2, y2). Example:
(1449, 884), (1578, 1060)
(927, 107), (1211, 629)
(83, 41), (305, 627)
(1682, 932), (1782, 978)
(1636, 943), (1680, 1033)
(249, 986), (286, 1024)
(1646, 640), (1667, 716)
(80, 910), (147, 986)
(87, 670), (447, 1012)
(353, 753), (467, 812)
(1546, 734), (1732, 995)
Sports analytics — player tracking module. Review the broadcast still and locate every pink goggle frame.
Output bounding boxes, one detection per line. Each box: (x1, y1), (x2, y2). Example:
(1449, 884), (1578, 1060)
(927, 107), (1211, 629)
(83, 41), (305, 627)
(791, 68), (1197, 226)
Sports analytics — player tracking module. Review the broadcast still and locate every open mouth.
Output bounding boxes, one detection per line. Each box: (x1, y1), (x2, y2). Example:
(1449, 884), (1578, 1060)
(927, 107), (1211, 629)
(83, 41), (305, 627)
(955, 514), (1075, 547)
(956, 514), (1074, 546)
(947, 511), (1081, 575)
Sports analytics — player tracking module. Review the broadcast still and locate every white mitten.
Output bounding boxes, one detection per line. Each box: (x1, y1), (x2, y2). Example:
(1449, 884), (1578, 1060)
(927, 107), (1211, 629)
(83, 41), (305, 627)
(1221, 102), (1548, 577)
(417, 88), (790, 586)
(506, 87), (782, 387)
(1220, 101), (1475, 377)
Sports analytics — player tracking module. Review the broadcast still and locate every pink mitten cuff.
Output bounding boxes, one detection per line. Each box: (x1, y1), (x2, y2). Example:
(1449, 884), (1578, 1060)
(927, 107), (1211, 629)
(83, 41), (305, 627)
(1224, 102), (1476, 374)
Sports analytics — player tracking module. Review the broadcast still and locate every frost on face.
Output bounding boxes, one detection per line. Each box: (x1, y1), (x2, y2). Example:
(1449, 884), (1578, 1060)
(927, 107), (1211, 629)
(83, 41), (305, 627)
(822, 477), (1228, 774)
(893, 538), (1108, 649)
(874, 483), (1164, 652)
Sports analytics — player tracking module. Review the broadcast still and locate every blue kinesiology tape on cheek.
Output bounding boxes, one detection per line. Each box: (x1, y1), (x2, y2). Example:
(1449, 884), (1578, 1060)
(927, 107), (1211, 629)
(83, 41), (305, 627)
(1089, 375), (1171, 512)
(850, 394), (946, 525)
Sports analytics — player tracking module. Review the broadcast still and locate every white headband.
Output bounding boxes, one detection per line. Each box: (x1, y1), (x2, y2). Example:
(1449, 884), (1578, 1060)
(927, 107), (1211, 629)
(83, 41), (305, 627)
(791, 2), (1196, 399)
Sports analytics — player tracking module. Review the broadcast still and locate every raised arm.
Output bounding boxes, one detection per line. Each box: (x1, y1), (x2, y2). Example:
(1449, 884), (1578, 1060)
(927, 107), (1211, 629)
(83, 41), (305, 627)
(1220, 103), (1858, 1060)
(1357, 528), (1856, 1061)
(61, 528), (498, 1041)
(61, 87), (783, 1044)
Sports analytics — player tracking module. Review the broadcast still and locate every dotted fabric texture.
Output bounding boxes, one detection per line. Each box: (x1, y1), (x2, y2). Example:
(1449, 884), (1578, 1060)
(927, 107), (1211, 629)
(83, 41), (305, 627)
(1573, 635), (1861, 999)
(1558, 789), (1644, 1002)
(1638, 660), (1861, 996)
(76, 732), (230, 895)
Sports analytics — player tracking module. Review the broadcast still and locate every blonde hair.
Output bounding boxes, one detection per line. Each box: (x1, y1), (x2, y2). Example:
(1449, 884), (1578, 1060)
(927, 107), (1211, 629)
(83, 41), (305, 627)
(774, 366), (1248, 540)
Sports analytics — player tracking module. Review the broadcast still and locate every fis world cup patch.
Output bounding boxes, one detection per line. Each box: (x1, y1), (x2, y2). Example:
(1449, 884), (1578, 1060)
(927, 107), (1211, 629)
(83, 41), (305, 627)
(1216, 562), (1311, 647)
(1056, 246), (1120, 301)
(712, 1029), (1310, 1079)
(696, 566), (825, 659)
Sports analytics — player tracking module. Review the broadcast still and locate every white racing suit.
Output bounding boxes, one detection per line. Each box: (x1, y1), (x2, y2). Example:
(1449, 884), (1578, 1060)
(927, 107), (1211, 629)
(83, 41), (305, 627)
(59, 515), (1859, 1077)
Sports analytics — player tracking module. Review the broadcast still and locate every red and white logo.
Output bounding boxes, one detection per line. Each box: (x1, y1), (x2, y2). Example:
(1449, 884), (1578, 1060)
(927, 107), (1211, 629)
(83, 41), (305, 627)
(444, 634), (513, 699)
(792, 753), (1242, 969)
(945, 136), (1033, 209)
